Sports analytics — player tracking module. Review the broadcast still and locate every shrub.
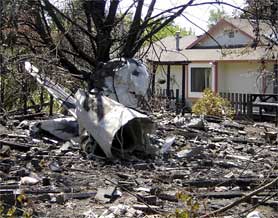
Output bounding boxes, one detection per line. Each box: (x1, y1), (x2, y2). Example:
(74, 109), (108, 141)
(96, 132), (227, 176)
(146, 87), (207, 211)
(174, 192), (200, 218)
(192, 89), (234, 119)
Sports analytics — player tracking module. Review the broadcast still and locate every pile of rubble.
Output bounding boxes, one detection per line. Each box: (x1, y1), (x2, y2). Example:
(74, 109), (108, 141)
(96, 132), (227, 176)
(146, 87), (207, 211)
(0, 111), (277, 217)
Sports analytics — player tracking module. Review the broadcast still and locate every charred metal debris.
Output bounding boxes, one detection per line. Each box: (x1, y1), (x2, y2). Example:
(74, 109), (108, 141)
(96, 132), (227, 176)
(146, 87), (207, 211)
(0, 60), (277, 217)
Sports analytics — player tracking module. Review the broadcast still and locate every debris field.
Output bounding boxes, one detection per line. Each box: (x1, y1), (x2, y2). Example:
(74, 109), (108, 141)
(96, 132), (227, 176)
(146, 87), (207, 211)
(0, 111), (278, 217)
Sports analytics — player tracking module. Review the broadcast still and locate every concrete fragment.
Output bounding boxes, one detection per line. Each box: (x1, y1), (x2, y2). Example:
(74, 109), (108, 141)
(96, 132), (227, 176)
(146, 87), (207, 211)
(20, 176), (40, 185)
(83, 209), (98, 218)
(137, 194), (159, 205)
(161, 136), (175, 154)
(134, 187), (151, 193)
(55, 141), (73, 155)
(186, 118), (206, 130)
(173, 116), (186, 126)
(99, 204), (143, 218)
(0, 145), (11, 157)
(222, 120), (244, 130)
(95, 186), (118, 203)
(133, 163), (150, 170)
(264, 131), (277, 143)
(246, 211), (263, 218)
(49, 161), (63, 173)
(176, 146), (204, 159)
(132, 204), (160, 213)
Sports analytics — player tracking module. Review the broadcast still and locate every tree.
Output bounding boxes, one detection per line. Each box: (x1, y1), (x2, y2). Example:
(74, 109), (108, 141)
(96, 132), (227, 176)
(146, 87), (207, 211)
(207, 8), (228, 28)
(152, 23), (194, 41)
(242, 0), (278, 48)
(1, 0), (198, 89)
(2, 0), (267, 90)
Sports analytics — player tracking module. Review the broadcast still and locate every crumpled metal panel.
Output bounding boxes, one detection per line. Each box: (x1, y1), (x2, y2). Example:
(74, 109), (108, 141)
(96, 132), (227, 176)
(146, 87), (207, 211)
(30, 117), (79, 141)
(75, 89), (154, 158)
(24, 60), (154, 158)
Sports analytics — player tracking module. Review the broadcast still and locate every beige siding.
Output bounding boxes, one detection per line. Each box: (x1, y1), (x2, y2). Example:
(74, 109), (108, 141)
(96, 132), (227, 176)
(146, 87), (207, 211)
(199, 29), (251, 48)
(217, 62), (274, 94)
(153, 62), (276, 99)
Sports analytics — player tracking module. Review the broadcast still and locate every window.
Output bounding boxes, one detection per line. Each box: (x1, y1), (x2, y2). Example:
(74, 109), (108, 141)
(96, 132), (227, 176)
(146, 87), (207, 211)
(188, 64), (215, 98)
(191, 68), (212, 92)
(224, 29), (235, 38)
(228, 31), (235, 38)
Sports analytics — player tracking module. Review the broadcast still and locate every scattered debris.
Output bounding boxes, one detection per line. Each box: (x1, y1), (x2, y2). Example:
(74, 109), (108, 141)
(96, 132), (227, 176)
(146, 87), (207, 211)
(30, 117), (78, 141)
(95, 186), (119, 203)
(20, 176), (40, 185)
(161, 136), (176, 154)
(0, 61), (274, 217)
(0, 111), (277, 217)
(246, 211), (263, 218)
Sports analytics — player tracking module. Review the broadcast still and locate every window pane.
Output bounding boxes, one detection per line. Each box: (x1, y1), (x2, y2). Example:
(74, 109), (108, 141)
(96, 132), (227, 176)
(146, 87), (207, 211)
(191, 67), (212, 92)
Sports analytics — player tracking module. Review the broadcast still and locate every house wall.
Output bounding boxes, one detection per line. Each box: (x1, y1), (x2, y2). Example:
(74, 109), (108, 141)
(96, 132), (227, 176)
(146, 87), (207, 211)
(197, 23), (251, 48)
(152, 62), (276, 101)
(217, 62), (274, 94)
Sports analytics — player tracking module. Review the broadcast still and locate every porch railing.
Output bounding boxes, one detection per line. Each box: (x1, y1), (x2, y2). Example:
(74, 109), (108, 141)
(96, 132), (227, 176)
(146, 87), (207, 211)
(219, 92), (252, 117)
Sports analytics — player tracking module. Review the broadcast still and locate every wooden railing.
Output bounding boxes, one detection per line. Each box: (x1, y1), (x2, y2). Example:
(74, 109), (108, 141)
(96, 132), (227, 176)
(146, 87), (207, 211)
(220, 92), (278, 125)
(219, 92), (252, 117)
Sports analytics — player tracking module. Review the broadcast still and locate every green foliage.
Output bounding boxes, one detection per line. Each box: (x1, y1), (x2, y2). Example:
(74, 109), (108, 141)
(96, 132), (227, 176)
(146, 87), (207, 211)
(6, 206), (17, 217)
(153, 23), (194, 41)
(173, 192), (200, 218)
(0, 193), (34, 217)
(192, 89), (235, 119)
(208, 8), (228, 28)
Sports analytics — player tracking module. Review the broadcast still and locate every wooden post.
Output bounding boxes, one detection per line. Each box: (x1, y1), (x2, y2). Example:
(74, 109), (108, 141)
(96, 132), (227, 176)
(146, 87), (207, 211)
(273, 63), (278, 94)
(214, 61), (218, 93)
(0, 2), (4, 112)
(49, 95), (54, 116)
(151, 64), (157, 96)
(227, 92), (231, 102)
(239, 93), (243, 115)
(243, 94), (246, 115)
(235, 93), (239, 115)
(247, 94), (252, 118)
(0, 75), (4, 112)
(275, 92), (278, 127)
(19, 63), (28, 115)
(23, 81), (28, 114)
(231, 93), (235, 109)
(166, 65), (171, 98)
(176, 89), (179, 114)
(40, 86), (44, 111)
(182, 64), (186, 114)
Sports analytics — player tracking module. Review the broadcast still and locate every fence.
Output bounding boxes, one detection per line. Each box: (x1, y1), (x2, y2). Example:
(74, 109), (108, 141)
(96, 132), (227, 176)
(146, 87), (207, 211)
(152, 88), (192, 114)
(219, 92), (252, 117)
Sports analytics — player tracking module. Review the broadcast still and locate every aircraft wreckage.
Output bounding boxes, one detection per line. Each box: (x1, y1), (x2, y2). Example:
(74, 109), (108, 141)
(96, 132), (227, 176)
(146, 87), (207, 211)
(24, 59), (154, 158)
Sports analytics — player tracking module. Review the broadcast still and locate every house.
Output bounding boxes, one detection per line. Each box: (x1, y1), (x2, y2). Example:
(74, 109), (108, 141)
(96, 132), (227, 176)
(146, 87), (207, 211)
(145, 18), (278, 104)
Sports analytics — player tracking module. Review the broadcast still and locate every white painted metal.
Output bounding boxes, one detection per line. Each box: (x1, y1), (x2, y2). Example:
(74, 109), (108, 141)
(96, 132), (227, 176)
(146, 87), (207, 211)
(75, 90), (153, 158)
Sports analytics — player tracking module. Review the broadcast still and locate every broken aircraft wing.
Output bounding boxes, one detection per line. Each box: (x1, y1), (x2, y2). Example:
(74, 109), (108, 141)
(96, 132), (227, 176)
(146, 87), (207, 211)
(24, 62), (77, 117)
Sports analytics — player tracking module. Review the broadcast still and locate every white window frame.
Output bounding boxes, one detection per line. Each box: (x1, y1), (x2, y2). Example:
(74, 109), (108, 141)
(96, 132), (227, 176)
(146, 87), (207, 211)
(188, 63), (215, 98)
